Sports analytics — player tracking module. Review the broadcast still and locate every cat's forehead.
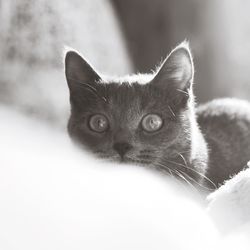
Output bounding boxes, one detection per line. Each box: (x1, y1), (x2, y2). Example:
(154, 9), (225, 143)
(103, 82), (146, 123)
(99, 73), (155, 107)
(96, 79), (171, 117)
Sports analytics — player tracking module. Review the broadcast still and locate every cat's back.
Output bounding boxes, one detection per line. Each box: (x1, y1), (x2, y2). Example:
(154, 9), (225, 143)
(196, 98), (250, 185)
(197, 98), (250, 127)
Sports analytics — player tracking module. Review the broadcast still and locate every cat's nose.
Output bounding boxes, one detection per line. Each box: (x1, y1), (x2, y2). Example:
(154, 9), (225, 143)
(113, 142), (132, 158)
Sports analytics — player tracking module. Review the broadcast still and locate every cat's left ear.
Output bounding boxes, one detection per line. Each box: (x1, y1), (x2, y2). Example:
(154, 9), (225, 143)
(64, 49), (101, 92)
(152, 41), (194, 91)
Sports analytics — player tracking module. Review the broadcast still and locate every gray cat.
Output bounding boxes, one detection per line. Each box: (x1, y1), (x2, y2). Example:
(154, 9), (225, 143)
(65, 42), (250, 190)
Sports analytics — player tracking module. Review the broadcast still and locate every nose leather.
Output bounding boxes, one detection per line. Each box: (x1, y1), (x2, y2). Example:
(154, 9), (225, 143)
(113, 142), (132, 158)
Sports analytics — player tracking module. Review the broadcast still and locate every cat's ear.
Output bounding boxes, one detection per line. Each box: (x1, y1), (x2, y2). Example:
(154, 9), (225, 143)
(65, 49), (101, 91)
(152, 41), (194, 91)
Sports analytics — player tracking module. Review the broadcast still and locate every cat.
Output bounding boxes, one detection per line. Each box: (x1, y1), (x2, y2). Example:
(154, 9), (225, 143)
(64, 41), (250, 190)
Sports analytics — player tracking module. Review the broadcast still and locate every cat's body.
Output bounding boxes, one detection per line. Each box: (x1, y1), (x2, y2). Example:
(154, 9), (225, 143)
(65, 42), (250, 189)
(197, 98), (250, 186)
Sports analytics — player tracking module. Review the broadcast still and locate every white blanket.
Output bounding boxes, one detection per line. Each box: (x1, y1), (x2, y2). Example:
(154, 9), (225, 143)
(0, 106), (249, 250)
(208, 163), (250, 232)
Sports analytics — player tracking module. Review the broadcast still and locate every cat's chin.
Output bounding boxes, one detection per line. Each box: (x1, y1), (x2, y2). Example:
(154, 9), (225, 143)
(114, 156), (152, 166)
(123, 157), (152, 165)
(97, 154), (152, 166)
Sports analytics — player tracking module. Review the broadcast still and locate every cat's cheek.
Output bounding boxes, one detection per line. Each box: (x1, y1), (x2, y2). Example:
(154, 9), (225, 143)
(155, 124), (184, 150)
(137, 125), (176, 145)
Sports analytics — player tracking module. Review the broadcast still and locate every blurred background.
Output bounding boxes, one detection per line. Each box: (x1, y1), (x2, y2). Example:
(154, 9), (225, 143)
(1, 0), (250, 127)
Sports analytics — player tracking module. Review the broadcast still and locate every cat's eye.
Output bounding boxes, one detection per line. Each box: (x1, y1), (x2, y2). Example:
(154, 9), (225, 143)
(141, 114), (163, 132)
(89, 114), (109, 132)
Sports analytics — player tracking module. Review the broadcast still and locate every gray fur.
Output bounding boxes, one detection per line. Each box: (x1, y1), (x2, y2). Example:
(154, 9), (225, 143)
(65, 43), (250, 190)
(197, 98), (250, 186)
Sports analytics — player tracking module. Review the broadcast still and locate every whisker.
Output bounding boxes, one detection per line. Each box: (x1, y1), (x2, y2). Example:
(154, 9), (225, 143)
(177, 169), (215, 191)
(177, 152), (214, 190)
(177, 153), (188, 168)
(68, 77), (98, 91)
(176, 149), (191, 155)
(172, 169), (198, 191)
(157, 162), (195, 190)
(165, 158), (217, 189)
(103, 83), (109, 102)
(68, 77), (108, 103)
(165, 159), (186, 168)
(155, 162), (199, 192)
(168, 105), (176, 118)
(176, 88), (189, 96)
(154, 162), (175, 177)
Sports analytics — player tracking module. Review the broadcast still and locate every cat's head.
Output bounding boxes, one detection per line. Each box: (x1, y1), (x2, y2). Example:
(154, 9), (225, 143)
(65, 42), (195, 168)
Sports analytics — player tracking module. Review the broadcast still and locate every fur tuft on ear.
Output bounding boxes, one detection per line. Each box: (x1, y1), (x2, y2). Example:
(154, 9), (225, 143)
(153, 41), (194, 91)
(64, 49), (101, 91)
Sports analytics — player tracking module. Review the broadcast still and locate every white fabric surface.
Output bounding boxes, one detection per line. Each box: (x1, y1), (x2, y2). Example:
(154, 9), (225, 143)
(0, 106), (249, 250)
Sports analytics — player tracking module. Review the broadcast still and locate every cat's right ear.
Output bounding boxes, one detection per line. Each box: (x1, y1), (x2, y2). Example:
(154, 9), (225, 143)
(151, 41), (194, 92)
(64, 50), (101, 92)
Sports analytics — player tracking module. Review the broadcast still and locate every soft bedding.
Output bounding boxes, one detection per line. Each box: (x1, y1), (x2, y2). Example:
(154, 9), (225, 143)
(0, 106), (249, 250)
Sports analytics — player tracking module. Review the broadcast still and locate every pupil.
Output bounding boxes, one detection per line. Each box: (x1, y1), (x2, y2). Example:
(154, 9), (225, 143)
(150, 118), (156, 127)
(98, 119), (105, 128)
